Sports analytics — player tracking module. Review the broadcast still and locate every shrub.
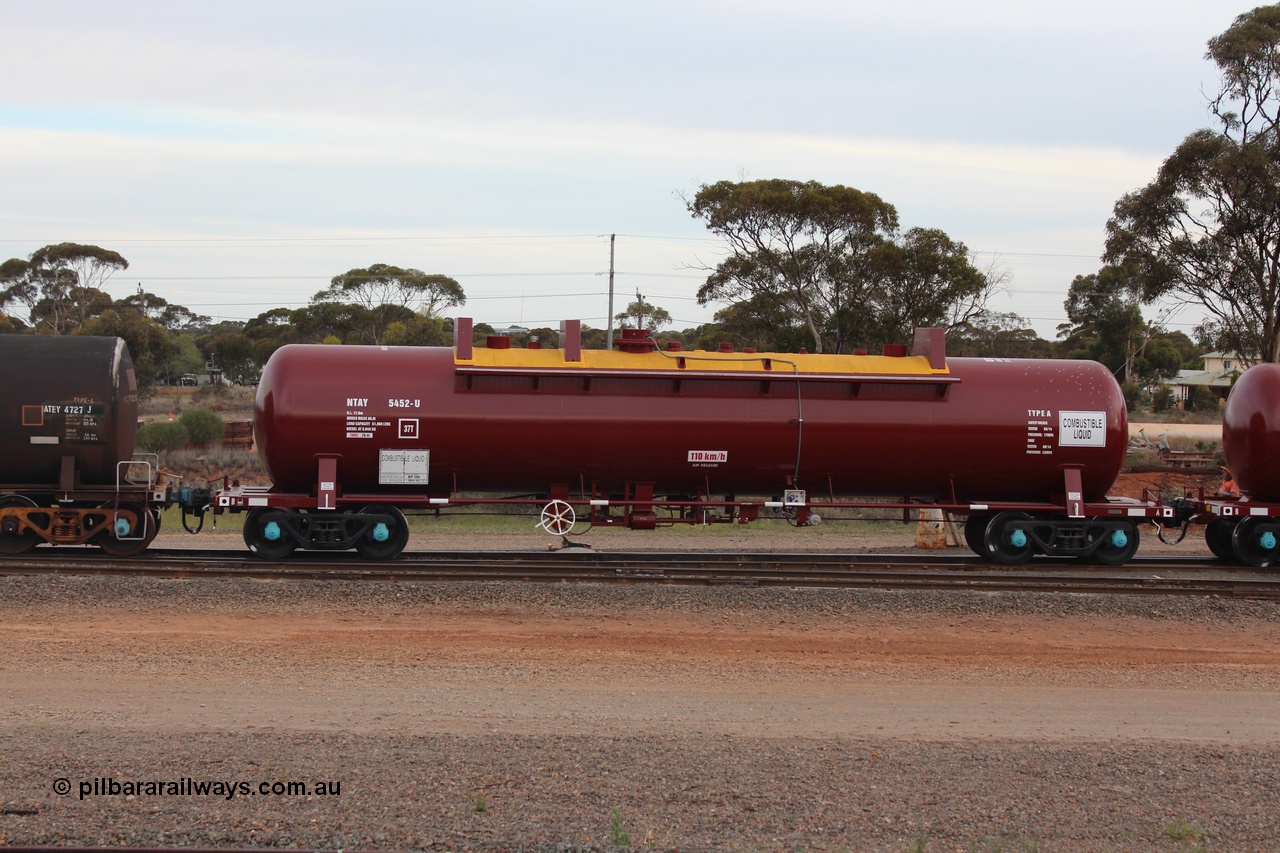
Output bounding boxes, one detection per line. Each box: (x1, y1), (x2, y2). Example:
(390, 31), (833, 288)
(193, 382), (230, 403)
(1120, 380), (1142, 411)
(1151, 385), (1175, 412)
(1185, 385), (1216, 412)
(137, 421), (189, 452)
(179, 407), (226, 446)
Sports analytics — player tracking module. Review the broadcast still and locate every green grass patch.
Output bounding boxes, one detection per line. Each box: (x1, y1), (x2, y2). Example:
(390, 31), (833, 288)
(608, 807), (630, 847)
(1163, 817), (1209, 845)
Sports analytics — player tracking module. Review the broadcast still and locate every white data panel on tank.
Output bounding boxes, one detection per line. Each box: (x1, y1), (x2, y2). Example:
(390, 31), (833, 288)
(1058, 411), (1108, 447)
(378, 449), (430, 485)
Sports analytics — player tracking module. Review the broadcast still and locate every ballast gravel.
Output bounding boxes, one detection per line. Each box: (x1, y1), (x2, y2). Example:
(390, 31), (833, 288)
(2, 538), (1279, 852)
(6, 731), (1280, 852)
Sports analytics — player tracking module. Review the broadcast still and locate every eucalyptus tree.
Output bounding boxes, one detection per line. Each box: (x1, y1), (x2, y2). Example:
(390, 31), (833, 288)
(614, 296), (672, 332)
(313, 263), (465, 344)
(688, 179), (992, 353)
(0, 243), (128, 334)
(1105, 5), (1280, 362)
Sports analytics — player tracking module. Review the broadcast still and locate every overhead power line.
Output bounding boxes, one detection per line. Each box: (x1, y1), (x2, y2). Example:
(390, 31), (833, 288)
(1, 232), (1098, 260)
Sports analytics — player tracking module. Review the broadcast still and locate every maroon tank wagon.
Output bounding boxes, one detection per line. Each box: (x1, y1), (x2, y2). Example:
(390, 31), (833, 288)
(1198, 363), (1280, 566)
(0, 335), (166, 555)
(211, 320), (1175, 563)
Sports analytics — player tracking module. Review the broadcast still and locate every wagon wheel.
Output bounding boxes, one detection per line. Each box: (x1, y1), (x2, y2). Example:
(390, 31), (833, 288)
(242, 507), (298, 560)
(537, 500), (576, 535)
(1091, 520), (1140, 566)
(0, 495), (40, 555)
(1232, 516), (1280, 568)
(983, 511), (1035, 565)
(96, 503), (160, 557)
(963, 514), (992, 557)
(1205, 518), (1237, 561)
(354, 504), (410, 560)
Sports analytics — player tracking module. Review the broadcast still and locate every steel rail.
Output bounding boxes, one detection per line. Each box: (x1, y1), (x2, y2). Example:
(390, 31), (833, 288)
(3, 547), (1234, 569)
(1, 548), (1276, 598)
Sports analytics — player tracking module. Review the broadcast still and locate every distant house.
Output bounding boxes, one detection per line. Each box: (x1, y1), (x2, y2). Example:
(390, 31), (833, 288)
(1170, 351), (1254, 405)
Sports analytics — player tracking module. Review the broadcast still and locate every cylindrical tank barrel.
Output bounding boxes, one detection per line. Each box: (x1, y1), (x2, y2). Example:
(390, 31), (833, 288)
(0, 336), (139, 488)
(1224, 363), (1280, 501)
(255, 344), (1127, 504)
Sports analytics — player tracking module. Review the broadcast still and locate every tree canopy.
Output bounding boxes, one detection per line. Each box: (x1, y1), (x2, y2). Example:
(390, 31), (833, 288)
(122, 291), (211, 334)
(313, 263), (465, 344)
(0, 243), (128, 334)
(947, 311), (1054, 359)
(614, 294), (672, 332)
(78, 308), (176, 388)
(1104, 5), (1280, 362)
(688, 179), (993, 353)
(1055, 267), (1189, 388)
(5, 237), (1216, 411)
(30, 243), (129, 293)
(859, 227), (988, 347)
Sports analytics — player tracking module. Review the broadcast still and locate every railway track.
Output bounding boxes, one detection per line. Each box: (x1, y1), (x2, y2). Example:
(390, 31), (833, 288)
(1, 548), (1277, 598)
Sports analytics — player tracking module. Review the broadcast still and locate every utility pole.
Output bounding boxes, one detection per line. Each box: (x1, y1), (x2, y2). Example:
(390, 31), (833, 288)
(606, 233), (616, 348)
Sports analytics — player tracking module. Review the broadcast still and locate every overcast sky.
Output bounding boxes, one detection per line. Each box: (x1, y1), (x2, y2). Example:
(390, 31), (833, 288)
(0, 0), (1249, 341)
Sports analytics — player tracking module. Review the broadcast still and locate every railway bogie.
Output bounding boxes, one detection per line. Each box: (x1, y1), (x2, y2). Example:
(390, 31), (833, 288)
(1194, 506), (1280, 567)
(975, 513), (1143, 566)
(236, 503), (411, 560)
(0, 497), (161, 556)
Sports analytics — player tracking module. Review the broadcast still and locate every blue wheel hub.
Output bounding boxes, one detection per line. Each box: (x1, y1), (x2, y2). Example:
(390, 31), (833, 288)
(372, 522), (390, 543)
(1010, 528), (1027, 548)
(115, 517), (131, 537)
(263, 521), (281, 541)
(1261, 531), (1278, 551)
(1110, 529), (1128, 548)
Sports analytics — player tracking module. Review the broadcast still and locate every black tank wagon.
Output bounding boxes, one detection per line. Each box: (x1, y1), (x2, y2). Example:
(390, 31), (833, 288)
(0, 335), (166, 555)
